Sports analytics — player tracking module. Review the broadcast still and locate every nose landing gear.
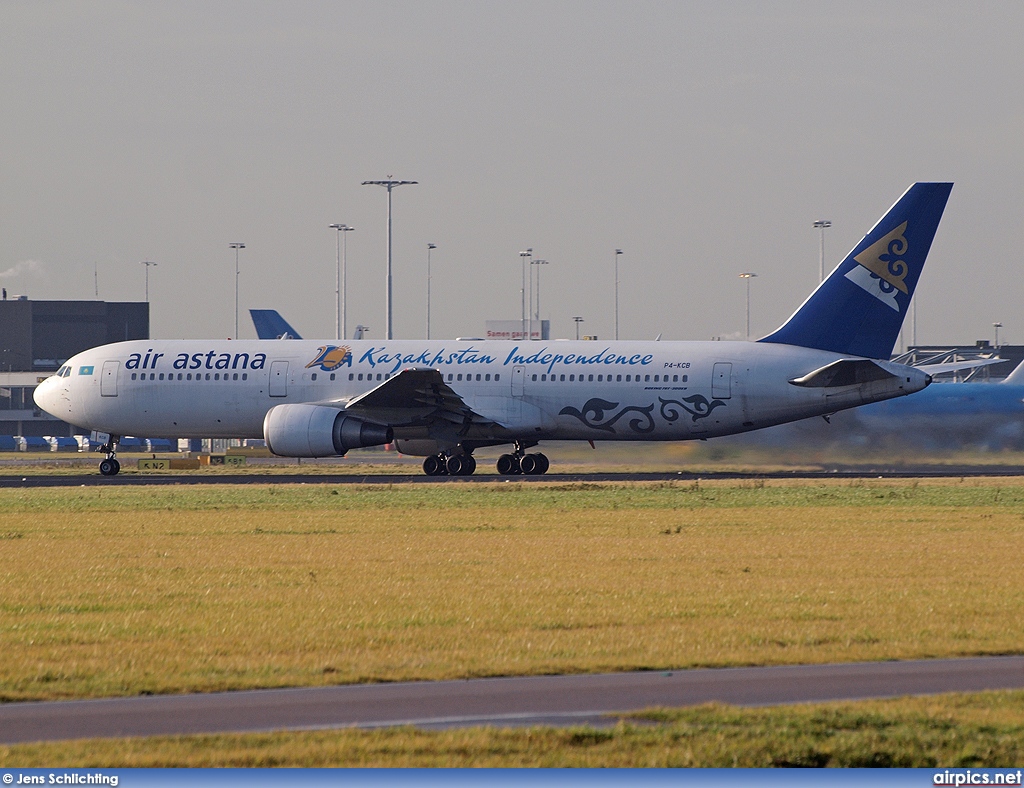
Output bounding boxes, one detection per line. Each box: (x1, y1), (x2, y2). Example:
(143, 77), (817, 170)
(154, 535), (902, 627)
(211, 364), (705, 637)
(98, 435), (121, 476)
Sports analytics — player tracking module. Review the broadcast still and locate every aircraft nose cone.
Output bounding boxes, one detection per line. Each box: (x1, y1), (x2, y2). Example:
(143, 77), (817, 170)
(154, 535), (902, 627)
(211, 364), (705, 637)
(33, 376), (61, 416)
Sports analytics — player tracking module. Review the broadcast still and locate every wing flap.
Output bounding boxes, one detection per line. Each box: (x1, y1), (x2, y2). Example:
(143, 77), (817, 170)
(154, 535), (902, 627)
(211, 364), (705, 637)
(337, 368), (498, 429)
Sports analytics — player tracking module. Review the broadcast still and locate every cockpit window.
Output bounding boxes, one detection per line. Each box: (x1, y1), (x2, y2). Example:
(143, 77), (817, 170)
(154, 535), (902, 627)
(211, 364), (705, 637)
(63, 367), (72, 377)
(56, 366), (69, 377)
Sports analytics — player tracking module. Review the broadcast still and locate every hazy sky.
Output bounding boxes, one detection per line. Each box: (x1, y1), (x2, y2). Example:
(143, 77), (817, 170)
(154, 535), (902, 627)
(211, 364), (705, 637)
(3, 1), (1023, 346)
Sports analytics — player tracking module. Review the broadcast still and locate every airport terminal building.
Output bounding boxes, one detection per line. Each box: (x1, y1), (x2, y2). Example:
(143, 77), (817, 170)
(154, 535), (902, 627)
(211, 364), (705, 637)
(1, 298), (148, 438)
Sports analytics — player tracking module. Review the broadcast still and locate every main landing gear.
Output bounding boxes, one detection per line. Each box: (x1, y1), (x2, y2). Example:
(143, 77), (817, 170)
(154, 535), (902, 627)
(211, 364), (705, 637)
(496, 441), (549, 476)
(422, 451), (477, 477)
(98, 435), (121, 476)
(420, 442), (550, 477)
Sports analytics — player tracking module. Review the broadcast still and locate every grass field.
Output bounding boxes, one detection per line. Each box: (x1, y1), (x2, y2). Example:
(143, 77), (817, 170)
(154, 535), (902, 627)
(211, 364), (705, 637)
(3, 691), (1024, 767)
(2, 478), (1024, 703)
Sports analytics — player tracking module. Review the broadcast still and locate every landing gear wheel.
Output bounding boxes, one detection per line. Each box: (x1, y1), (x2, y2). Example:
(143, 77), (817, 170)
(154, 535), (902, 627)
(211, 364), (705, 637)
(422, 455), (447, 476)
(445, 454), (466, 476)
(456, 455), (476, 476)
(518, 453), (550, 475)
(519, 454), (539, 475)
(496, 453), (521, 475)
(97, 434), (121, 477)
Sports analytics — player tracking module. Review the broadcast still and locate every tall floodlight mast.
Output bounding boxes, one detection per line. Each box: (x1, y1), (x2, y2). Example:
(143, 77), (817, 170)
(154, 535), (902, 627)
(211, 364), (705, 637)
(813, 220), (831, 283)
(738, 272), (757, 340)
(426, 243), (436, 339)
(614, 249), (623, 340)
(519, 249), (532, 340)
(229, 243), (245, 338)
(362, 178), (417, 340)
(329, 224), (354, 340)
(140, 261), (157, 303)
(532, 258), (549, 337)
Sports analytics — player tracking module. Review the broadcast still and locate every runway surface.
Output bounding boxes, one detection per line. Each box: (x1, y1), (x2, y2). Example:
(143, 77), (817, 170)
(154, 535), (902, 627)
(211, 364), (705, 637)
(3, 657), (1023, 744)
(4, 465), (1024, 488)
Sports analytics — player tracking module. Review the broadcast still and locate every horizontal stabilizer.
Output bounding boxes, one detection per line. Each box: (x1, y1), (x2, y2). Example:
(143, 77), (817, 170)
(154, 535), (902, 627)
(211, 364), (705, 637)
(789, 359), (898, 388)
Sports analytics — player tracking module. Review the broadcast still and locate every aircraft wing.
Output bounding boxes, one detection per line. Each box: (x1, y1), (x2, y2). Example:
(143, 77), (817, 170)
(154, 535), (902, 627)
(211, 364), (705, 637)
(333, 367), (501, 431)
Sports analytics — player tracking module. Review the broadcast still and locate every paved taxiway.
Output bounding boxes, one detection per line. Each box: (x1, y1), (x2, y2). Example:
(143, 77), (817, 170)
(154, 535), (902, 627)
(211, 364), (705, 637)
(3, 657), (1023, 744)
(4, 466), (1024, 488)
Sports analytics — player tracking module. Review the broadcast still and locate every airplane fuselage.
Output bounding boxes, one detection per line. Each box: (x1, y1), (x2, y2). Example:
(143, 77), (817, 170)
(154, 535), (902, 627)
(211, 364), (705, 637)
(35, 338), (929, 448)
(31, 182), (951, 477)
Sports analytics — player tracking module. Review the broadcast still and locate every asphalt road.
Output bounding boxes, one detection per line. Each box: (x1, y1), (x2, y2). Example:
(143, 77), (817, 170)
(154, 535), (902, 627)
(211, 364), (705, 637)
(2, 657), (1023, 744)
(4, 466), (1024, 488)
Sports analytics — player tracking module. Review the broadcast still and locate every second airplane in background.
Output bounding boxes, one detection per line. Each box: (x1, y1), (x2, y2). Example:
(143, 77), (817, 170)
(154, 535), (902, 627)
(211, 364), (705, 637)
(36, 183), (953, 476)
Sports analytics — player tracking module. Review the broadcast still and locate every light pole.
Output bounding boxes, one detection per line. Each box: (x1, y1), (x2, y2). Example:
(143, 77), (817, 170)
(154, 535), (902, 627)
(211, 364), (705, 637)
(614, 249), (623, 340)
(813, 220), (831, 283)
(518, 249), (532, 340)
(140, 261), (157, 303)
(229, 243), (245, 338)
(329, 224), (354, 341)
(573, 316), (584, 341)
(362, 178), (417, 340)
(532, 258), (549, 338)
(994, 322), (1003, 348)
(739, 272), (757, 340)
(426, 243), (436, 339)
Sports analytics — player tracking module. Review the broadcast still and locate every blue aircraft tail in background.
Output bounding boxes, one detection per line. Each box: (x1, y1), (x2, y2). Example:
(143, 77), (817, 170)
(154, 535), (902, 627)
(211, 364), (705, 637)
(759, 182), (953, 360)
(250, 309), (303, 340)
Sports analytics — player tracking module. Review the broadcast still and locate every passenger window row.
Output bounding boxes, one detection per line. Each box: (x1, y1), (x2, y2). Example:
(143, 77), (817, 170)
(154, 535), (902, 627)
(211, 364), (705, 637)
(130, 372), (249, 382)
(529, 373), (688, 383)
(128, 370), (686, 385)
(336, 371), (685, 384)
(447, 373), (498, 382)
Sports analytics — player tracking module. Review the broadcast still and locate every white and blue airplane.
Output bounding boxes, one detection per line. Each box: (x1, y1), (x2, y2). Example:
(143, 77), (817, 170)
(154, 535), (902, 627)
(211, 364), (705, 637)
(35, 183), (953, 476)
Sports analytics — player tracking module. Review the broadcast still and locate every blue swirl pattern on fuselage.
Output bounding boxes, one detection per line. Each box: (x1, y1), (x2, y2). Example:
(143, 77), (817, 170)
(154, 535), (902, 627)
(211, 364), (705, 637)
(559, 399), (656, 434)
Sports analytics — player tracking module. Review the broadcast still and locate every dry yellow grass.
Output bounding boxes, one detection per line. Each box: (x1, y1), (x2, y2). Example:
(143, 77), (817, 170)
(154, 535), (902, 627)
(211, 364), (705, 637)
(2, 480), (1023, 701)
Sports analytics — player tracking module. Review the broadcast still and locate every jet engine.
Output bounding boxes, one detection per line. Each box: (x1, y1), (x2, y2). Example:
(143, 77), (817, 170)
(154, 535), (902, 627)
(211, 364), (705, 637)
(263, 404), (393, 457)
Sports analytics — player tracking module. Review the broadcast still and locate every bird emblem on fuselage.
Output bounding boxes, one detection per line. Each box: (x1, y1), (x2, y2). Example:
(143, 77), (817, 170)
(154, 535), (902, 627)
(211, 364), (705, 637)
(305, 345), (352, 371)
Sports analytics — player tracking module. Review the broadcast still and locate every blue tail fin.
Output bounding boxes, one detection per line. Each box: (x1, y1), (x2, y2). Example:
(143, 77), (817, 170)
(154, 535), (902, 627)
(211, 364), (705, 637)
(759, 182), (952, 359)
(250, 309), (303, 340)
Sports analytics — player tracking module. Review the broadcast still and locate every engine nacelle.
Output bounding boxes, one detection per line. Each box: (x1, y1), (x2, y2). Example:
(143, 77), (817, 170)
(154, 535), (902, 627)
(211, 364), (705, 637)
(263, 404), (393, 457)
